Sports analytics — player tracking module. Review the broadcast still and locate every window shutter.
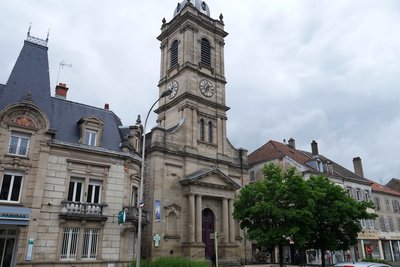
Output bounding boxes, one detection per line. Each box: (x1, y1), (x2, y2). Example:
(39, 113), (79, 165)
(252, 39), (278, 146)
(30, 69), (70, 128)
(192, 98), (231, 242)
(379, 217), (386, 231)
(389, 217), (394, 232)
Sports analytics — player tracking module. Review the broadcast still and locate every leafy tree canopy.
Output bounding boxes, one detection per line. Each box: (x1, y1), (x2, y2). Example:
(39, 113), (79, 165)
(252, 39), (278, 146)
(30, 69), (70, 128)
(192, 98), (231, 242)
(233, 163), (315, 248)
(304, 175), (377, 255)
(234, 163), (377, 267)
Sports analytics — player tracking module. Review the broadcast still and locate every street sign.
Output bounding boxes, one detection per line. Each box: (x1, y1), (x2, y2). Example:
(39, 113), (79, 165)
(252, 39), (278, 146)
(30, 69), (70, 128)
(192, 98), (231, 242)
(210, 232), (224, 239)
(118, 210), (126, 224)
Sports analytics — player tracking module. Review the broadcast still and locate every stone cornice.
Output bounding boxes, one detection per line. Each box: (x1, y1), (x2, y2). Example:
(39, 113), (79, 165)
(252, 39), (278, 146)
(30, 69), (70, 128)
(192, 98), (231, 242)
(159, 62), (227, 86)
(154, 92), (230, 114)
(50, 140), (141, 163)
(157, 11), (228, 42)
(146, 144), (245, 171)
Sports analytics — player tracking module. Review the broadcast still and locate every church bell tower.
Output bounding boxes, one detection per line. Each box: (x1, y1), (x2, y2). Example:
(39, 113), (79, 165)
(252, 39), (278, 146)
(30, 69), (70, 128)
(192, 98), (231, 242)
(143, 1), (248, 264)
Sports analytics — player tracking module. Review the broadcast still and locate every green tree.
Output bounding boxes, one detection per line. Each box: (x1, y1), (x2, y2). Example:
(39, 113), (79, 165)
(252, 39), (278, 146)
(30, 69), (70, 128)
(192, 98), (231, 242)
(233, 164), (315, 267)
(305, 175), (377, 267)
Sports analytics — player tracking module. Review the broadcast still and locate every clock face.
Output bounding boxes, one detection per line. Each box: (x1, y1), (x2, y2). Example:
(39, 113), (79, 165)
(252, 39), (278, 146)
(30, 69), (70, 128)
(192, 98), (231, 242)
(167, 80), (178, 99)
(199, 79), (214, 97)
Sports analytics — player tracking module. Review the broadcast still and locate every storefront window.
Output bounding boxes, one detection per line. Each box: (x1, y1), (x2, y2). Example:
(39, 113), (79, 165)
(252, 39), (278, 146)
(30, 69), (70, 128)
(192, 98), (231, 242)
(382, 240), (392, 261)
(363, 240), (380, 259)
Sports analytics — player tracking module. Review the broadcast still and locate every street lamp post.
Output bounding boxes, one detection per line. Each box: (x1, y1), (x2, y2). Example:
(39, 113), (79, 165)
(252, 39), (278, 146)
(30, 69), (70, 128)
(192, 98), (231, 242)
(136, 89), (172, 267)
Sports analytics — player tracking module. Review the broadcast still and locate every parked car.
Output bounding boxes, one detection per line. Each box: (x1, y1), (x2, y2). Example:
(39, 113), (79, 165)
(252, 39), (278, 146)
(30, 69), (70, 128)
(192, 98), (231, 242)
(334, 262), (391, 267)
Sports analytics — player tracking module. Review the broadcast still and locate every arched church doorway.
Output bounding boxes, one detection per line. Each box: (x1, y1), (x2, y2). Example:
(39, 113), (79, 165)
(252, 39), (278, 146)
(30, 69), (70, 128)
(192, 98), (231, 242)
(202, 208), (215, 259)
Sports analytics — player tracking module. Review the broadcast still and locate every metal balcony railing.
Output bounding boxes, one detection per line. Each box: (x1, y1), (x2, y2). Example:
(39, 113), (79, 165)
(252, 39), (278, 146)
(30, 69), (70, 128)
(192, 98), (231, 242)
(123, 206), (150, 224)
(60, 201), (108, 222)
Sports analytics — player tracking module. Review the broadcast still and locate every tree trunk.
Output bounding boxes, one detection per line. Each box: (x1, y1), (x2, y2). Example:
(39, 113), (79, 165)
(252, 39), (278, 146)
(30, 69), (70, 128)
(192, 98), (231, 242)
(321, 248), (326, 267)
(279, 244), (284, 267)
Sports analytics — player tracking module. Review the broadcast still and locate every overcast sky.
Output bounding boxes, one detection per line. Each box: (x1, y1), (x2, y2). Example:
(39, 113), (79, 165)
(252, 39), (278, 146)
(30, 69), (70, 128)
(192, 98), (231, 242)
(1, 0), (399, 184)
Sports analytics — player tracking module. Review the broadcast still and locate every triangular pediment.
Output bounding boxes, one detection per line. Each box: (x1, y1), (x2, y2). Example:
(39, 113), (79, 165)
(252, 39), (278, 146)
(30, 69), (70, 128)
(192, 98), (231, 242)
(78, 116), (104, 126)
(179, 168), (240, 190)
(164, 203), (181, 211)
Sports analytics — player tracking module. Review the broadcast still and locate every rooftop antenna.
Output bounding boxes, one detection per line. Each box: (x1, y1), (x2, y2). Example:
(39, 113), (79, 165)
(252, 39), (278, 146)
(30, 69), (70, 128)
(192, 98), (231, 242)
(46, 28), (50, 44)
(27, 22), (32, 38)
(56, 60), (72, 85)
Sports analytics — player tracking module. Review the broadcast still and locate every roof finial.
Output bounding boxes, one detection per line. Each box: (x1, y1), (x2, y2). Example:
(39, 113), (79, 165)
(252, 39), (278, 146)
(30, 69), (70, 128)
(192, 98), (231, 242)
(46, 28), (50, 44)
(136, 114), (142, 125)
(22, 92), (33, 103)
(162, 17), (166, 24)
(27, 22), (32, 38)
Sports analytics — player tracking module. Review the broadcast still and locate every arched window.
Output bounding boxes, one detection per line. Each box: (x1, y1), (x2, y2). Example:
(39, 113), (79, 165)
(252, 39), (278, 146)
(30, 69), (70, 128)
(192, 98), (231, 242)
(208, 121), (213, 143)
(171, 40), (179, 68)
(201, 38), (211, 66)
(199, 119), (205, 141)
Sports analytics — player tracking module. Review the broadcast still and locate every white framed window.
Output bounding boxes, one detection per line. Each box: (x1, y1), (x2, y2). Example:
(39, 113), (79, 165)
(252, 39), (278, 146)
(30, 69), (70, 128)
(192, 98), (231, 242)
(364, 190), (370, 202)
(60, 227), (99, 261)
(82, 228), (99, 259)
(60, 227), (80, 260)
(0, 173), (23, 202)
(385, 199), (391, 211)
(346, 187), (352, 197)
(8, 132), (30, 156)
(84, 129), (97, 146)
(67, 178), (84, 202)
(384, 217), (390, 232)
(250, 170), (255, 183)
(87, 180), (101, 204)
(356, 188), (361, 201)
(360, 219), (366, 229)
(375, 197), (381, 210)
(67, 177), (102, 204)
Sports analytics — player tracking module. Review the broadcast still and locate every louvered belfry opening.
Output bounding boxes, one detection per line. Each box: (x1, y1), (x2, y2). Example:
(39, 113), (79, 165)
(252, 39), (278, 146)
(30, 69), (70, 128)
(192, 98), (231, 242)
(201, 38), (211, 66)
(171, 40), (179, 67)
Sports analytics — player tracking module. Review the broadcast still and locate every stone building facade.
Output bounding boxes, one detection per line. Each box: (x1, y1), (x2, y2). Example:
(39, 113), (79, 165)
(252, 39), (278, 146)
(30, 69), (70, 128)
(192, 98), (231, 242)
(0, 1), (249, 266)
(367, 183), (400, 261)
(0, 32), (144, 266)
(248, 139), (374, 264)
(141, 0), (248, 264)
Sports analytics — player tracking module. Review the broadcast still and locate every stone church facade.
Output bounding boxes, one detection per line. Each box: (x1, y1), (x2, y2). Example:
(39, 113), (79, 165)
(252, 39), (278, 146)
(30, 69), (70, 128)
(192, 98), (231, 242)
(0, 1), (248, 266)
(142, 0), (248, 264)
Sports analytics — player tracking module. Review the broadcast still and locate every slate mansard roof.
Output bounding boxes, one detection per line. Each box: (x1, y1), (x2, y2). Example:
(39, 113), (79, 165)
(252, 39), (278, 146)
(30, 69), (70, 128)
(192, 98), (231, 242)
(0, 38), (124, 151)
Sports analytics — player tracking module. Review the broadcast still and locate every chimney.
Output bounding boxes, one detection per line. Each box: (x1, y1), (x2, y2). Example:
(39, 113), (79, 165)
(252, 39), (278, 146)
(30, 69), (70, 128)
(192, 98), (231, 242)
(326, 160), (333, 175)
(104, 103), (109, 110)
(353, 157), (364, 178)
(55, 83), (69, 99)
(288, 138), (296, 149)
(311, 140), (319, 156)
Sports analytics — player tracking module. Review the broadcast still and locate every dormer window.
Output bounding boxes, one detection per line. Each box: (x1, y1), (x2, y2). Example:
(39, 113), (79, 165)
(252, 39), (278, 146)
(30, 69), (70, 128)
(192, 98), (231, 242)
(8, 132), (30, 156)
(78, 116), (104, 147)
(84, 129), (98, 146)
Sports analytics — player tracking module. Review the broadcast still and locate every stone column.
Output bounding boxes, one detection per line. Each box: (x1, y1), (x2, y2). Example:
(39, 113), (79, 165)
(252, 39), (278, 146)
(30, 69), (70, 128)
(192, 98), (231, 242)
(378, 240), (384, 260)
(222, 198), (229, 243)
(389, 241), (395, 262)
(228, 199), (235, 243)
(188, 194), (195, 243)
(360, 239), (366, 259)
(195, 195), (202, 243)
